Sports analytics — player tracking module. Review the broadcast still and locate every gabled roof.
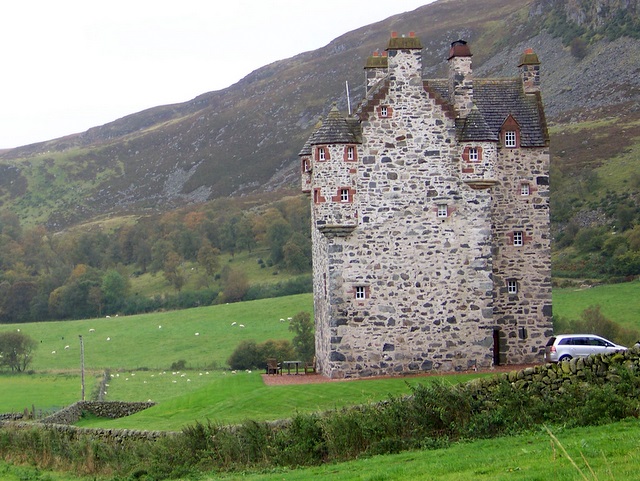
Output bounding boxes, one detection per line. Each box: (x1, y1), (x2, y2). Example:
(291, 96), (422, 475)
(427, 78), (548, 147)
(309, 104), (361, 146)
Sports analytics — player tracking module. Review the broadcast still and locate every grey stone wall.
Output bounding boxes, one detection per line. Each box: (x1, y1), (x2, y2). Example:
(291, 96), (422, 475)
(472, 347), (639, 395)
(40, 401), (155, 425)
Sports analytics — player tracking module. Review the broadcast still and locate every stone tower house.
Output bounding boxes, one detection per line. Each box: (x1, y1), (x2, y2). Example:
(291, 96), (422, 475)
(300, 33), (552, 379)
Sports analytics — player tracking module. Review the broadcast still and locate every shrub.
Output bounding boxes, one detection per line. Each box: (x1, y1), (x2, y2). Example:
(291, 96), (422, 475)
(171, 360), (187, 371)
(227, 339), (296, 370)
(289, 311), (315, 362)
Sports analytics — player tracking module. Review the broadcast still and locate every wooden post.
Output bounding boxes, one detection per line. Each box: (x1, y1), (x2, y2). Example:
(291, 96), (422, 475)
(79, 335), (85, 401)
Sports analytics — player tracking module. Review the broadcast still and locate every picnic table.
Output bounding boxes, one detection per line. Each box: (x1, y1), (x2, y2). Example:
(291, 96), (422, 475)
(282, 360), (302, 375)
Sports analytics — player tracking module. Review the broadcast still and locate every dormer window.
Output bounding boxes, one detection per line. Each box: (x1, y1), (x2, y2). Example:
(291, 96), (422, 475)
(501, 115), (521, 148)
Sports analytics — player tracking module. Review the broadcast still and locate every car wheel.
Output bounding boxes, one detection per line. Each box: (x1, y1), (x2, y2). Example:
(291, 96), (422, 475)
(558, 355), (572, 362)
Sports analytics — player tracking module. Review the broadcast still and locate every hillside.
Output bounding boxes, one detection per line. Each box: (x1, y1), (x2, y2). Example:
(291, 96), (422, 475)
(0, 0), (638, 230)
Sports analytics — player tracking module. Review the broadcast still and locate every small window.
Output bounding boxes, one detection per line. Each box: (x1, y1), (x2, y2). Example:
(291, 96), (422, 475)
(520, 183), (530, 196)
(355, 286), (367, 300)
(437, 204), (448, 218)
(505, 131), (517, 148)
(507, 280), (518, 295)
(468, 147), (479, 162)
(513, 231), (523, 246)
(380, 106), (388, 117)
(318, 148), (326, 161)
(347, 146), (355, 160)
(340, 189), (350, 203)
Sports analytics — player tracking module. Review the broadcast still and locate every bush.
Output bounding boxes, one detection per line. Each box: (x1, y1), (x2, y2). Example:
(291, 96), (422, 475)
(289, 311), (315, 362)
(171, 360), (187, 371)
(227, 339), (295, 370)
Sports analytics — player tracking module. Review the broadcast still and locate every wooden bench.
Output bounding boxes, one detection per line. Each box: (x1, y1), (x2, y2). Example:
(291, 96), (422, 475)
(265, 358), (281, 375)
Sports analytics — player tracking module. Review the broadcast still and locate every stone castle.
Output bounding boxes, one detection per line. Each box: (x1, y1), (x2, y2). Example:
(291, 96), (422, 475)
(299, 33), (552, 379)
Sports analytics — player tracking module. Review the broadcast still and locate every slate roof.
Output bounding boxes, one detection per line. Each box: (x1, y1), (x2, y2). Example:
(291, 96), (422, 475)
(457, 104), (498, 142)
(427, 78), (548, 147)
(308, 104), (361, 146)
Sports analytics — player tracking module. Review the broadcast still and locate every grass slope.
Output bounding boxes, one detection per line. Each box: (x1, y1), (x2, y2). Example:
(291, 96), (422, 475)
(76, 371), (483, 431)
(11, 293), (312, 372)
(206, 419), (640, 481)
(2, 420), (638, 480)
(552, 279), (640, 329)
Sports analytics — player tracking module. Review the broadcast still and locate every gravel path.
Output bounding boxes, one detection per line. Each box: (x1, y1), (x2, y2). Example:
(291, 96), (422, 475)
(261, 364), (539, 386)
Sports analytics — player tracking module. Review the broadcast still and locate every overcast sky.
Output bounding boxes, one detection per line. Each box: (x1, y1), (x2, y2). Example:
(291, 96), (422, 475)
(0, 1), (434, 149)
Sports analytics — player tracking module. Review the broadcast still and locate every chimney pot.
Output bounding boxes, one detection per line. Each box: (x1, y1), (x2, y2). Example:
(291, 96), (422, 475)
(409, 31), (415, 37)
(391, 31), (398, 38)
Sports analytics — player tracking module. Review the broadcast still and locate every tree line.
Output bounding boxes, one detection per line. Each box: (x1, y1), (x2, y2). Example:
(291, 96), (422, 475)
(0, 195), (312, 324)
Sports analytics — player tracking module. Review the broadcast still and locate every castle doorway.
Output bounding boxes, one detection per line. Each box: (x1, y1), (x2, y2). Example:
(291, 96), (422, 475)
(492, 328), (501, 366)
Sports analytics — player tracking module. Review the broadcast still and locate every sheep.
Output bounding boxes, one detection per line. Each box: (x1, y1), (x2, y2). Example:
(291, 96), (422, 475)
(158, 325), (162, 329)
(106, 337), (111, 341)
(51, 350), (56, 354)
(231, 321), (237, 326)
(195, 332), (200, 336)
(239, 324), (245, 328)
(64, 345), (70, 350)
(280, 318), (285, 322)
(89, 328), (95, 332)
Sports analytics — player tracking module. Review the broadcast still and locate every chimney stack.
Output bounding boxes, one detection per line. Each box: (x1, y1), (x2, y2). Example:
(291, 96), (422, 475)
(448, 40), (473, 118)
(518, 48), (541, 93)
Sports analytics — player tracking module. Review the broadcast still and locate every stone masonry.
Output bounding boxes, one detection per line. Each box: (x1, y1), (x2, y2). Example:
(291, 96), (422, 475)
(300, 33), (552, 379)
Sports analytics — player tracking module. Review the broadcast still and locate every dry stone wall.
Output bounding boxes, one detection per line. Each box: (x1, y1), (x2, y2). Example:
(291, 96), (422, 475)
(40, 401), (155, 425)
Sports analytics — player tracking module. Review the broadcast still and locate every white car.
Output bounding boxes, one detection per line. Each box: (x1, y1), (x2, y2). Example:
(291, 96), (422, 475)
(545, 334), (626, 362)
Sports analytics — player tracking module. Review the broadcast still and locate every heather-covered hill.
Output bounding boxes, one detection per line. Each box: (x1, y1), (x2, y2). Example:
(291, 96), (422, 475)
(0, 0), (638, 230)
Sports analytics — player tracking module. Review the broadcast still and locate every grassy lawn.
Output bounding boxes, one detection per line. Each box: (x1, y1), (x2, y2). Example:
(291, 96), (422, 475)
(552, 279), (640, 329)
(76, 371), (484, 431)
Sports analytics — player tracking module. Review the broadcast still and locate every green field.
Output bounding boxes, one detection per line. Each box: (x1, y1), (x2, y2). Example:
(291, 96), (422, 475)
(17, 293), (313, 372)
(552, 279), (640, 329)
(76, 370), (483, 431)
(2, 286), (640, 480)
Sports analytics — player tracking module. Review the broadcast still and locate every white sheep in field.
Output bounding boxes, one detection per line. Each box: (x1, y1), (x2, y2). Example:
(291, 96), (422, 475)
(239, 324), (245, 328)
(64, 345), (70, 350)
(280, 318), (285, 322)
(231, 321), (237, 326)
(195, 332), (200, 336)
(106, 337), (111, 341)
(89, 328), (95, 332)
(51, 351), (56, 354)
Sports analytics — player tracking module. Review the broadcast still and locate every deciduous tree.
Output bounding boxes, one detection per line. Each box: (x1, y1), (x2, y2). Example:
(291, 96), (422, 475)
(0, 331), (37, 372)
